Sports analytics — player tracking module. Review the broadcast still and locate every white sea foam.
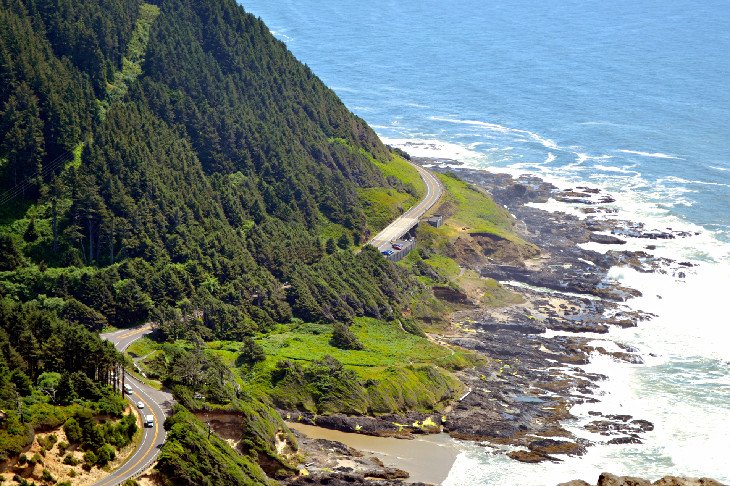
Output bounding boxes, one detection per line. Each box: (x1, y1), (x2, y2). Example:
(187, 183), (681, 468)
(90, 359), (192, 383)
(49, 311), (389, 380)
(387, 134), (730, 485)
(545, 152), (556, 163)
(709, 165), (730, 172)
(575, 153), (613, 164)
(593, 164), (640, 175)
(446, 261), (730, 486)
(429, 116), (561, 151)
(268, 29), (294, 43)
(405, 102), (430, 108)
(381, 137), (484, 164)
(658, 175), (730, 188)
(617, 149), (682, 160)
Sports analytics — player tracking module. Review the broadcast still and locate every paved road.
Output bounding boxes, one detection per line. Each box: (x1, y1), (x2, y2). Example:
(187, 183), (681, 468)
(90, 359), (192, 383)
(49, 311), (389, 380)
(91, 164), (440, 484)
(368, 163), (443, 250)
(94, 326), (174, 486)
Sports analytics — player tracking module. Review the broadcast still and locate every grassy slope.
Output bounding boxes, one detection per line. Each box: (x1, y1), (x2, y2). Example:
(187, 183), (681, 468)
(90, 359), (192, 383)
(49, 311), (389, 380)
(130, 317), (479, 415)
(359, 154), (426, 233)
(399, 171), (533, 309)
(327, 138), (425, 238)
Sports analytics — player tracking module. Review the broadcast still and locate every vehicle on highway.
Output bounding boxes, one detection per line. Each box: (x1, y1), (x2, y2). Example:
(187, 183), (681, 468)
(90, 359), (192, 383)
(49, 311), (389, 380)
(392, 243), (403, 250)
(137, 401), (145, 409)
(144, 415), (154, 428)
(123, 384), (133, 394)
(381, 249), (394, 256)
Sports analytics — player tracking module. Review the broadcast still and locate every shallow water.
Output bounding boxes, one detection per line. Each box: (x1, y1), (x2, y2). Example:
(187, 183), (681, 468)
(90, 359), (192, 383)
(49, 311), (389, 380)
(287, 422), (459, 484)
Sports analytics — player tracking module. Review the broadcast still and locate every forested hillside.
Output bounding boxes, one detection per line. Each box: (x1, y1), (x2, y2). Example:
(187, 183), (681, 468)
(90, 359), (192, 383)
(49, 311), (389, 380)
(0, 0), (441, 482)
(0, 0), (419, 336)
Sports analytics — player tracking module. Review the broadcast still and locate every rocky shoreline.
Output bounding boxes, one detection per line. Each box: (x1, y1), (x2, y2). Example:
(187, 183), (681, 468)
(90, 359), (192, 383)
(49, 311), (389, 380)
(559, 472), (725, 486)
(282, 160), (713, 483)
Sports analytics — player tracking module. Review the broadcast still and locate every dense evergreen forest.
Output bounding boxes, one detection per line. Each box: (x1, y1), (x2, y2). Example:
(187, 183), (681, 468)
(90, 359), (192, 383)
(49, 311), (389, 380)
(0, 0), (437, 481)
(0, 0), (417, 337)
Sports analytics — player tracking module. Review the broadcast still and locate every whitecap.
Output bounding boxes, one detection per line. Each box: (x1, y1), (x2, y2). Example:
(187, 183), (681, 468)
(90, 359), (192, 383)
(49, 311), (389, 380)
(575, 153), (614, 164)
(429, 116), (561, 151)
(617, 149), (682, 160)
(658, 175), (730, 188)
(593, 164), (640, 175)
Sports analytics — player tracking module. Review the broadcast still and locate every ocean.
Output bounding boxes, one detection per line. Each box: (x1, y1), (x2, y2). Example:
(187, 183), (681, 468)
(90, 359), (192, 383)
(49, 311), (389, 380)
(241, 0), (730, 483)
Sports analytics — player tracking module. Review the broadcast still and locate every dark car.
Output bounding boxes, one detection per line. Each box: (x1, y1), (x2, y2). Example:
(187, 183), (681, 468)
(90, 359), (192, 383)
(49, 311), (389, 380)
(381, 249), (394, 256)
(392, 244), (403, 250)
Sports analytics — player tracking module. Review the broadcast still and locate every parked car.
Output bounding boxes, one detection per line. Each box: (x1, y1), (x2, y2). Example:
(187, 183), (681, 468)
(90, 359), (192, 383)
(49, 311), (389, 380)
(137, 401), (145, 409)
(381, 249), (394, 256)
(392, 244), (403, 250)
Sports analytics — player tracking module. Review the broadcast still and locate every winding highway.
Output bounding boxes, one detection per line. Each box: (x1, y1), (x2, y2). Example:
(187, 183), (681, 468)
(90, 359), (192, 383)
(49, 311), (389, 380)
(94, 326), (174, 486)
(368, 162), (443, 250)
(93, 162), (440, 484)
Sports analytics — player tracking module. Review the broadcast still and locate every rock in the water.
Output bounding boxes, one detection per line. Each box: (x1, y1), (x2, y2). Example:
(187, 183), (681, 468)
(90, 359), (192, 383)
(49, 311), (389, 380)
(557, 473), (727, 486)
(528, 438), (586, 456)
(598, 473), (653, 486)
(590, 233), (627, 245)
(507, 450), (553, 463)
(653, 477), (726, 486)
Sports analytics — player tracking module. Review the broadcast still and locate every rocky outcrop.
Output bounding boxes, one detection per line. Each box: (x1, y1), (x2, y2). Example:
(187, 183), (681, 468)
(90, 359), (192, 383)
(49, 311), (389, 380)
(412, 162), (663, 461)
(557, 473), (727, 486)
(285, 430), (426, 486)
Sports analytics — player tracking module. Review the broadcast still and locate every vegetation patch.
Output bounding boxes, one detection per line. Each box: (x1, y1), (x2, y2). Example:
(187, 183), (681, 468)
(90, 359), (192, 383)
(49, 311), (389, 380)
(103, 2), (161, 110)
(156, 406), (278, 485)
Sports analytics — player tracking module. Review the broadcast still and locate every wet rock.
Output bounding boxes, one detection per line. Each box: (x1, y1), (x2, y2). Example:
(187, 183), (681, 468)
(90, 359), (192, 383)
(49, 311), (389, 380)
(527, 438), (586, 456)
(585, 417), (654, 437)
(590, 234), (627, 245)
(557, 474), (726, 486)
(597, 473), (653, 486)
(508, 450), (558, 463)
(606, 436), (642, 445)
(653, 477), (726, 486)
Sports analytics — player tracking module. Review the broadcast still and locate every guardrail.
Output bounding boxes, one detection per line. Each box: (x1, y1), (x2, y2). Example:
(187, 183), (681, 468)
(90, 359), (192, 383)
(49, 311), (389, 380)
(385, 239), (416, 262)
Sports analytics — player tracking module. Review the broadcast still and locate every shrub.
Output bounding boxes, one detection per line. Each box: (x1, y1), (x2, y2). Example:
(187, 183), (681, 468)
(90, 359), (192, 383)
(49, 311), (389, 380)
(58, 441), (69, 454)
(30, 452), (43, 466)
(330, 322), (363, 350)
(236, 337), (265, 365)
(41, 469), (55, 482)
(63, 453), (80, 466)
(63, 417), (82, 444)
(96, 443), (116, 466)
(83, 450), (97, 467)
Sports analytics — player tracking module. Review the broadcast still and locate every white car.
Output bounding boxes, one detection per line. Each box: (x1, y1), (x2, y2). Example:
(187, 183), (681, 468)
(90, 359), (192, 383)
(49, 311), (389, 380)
(136, 401), (145, 409)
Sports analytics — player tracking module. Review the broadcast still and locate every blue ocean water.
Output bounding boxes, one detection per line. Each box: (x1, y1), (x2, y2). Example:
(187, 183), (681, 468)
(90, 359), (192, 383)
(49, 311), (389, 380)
(242, 0), (730, 483)
(243, 0), (730, 244)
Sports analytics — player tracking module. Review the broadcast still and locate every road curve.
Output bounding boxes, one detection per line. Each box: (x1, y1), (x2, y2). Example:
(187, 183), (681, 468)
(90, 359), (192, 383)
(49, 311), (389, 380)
(92, 164), (440, 484)
(94, 326), (174, 486)
(368, 163), (443, 250)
